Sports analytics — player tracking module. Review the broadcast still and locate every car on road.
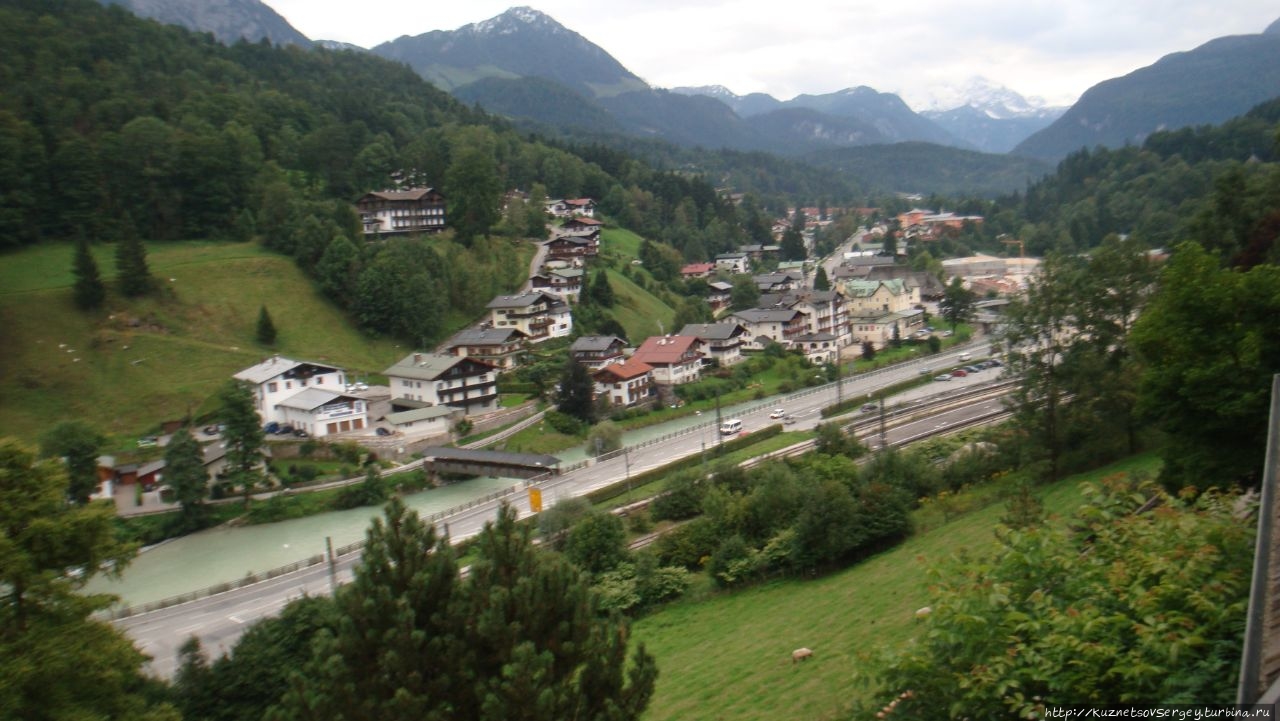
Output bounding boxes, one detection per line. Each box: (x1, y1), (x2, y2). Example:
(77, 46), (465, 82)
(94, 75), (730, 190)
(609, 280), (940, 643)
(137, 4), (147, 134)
(720, 418), (743, 435)
(783, 415), (798, 425)
(769, 408), (786, 419)
(918, 367), (933, 375)
(934, 374), (952, 382)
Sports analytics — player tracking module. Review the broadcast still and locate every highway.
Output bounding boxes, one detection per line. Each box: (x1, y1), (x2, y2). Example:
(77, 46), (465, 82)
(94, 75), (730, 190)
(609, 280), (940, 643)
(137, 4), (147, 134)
(117, 345), (1004, 678)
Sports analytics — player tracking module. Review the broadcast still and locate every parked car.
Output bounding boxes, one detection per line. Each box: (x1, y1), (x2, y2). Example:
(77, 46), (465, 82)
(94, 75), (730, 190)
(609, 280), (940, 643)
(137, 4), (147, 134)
(293, 428), (309, 438)
(861, 403), (877, 413)
(934, 374), (952, 382)
(986, 358), (1003, 367)
(769, 408), (786, 419)
(951, 369), (968, 378)
(263, 421), (281, 434)
(136, 436), (158, 448)
(375, 427), (392, 436)
(202, 425), (220, 435)
(964, 365), (982, 373)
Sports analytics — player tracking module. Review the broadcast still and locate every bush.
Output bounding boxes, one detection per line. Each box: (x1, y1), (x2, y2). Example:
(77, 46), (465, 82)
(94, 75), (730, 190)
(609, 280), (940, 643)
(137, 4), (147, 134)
(653, 517), (720, 569)
(544, 410), (586, 436)
(650, 469), (706, 521)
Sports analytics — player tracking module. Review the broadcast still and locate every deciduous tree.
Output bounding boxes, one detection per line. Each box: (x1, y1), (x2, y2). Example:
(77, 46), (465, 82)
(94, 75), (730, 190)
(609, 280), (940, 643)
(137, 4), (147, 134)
(164, 427), (208, 530)
(39, 419), (105, 504)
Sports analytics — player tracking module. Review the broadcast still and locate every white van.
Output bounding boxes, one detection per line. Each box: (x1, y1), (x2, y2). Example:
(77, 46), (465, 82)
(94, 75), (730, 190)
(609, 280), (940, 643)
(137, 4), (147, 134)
(719, 419), (743, 435)
(958, 352), (972, 362)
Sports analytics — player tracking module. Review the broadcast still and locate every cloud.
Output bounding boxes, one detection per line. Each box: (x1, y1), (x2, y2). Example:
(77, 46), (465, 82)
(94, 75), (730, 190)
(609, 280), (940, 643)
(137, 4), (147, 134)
(265, 0), (1279, 108)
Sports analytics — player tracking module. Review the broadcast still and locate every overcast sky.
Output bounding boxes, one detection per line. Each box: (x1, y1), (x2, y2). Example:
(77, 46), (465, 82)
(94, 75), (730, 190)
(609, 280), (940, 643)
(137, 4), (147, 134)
(265, 1), (1278, 109)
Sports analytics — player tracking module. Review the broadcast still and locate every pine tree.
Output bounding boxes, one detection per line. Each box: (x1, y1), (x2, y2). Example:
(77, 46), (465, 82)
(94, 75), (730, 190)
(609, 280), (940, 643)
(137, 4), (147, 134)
(164, 428), (208, 531)
(114, 217), (153, 297)
(217, 380), (265, 509)
(813, 265), (830, 291)
(556, 356), (597, 425)
(256, 305), (277, 346)
(72, 235), (106, 310)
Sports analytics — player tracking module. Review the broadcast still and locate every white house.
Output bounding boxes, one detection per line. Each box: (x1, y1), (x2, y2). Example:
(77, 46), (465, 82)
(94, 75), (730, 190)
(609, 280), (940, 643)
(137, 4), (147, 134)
(592, 358), (655, 407)
(383, 352), (500, 416)
(355, 188), (446, 235)
(485, 291), (573, 343)
(715, 252), (750, 274)
(385, 405), (459, 437)
(631, 336), (705, 385)
(233, 356), (365, 434)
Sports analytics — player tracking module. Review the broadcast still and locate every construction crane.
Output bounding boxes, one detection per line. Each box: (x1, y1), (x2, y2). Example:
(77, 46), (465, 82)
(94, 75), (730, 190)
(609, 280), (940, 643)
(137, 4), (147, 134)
(1000, 236), (1025, 259)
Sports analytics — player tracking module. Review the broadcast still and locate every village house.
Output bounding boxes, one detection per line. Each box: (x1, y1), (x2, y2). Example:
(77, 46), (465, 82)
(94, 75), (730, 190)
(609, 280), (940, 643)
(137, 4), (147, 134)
(233, 356), (368, 435)
(592, 358), (655, 408)
(792, 332), (840, 365)
(545, 198), (596, 218)
(570, 335), (628, 370)
(715, 252), (750, 274)
(753, 270), (804, 293)
(738, 243), (781, 261)
(384, 406), (459, 437)
(383, 352), (499, 417)
(680, 262), (716, 279)
(758, 290), (852, 347)
(706, 280), (734, 312)
(441, 327), (530, 370)
(843, 279), (924, 348)
(544, 234), (599, 264)
(677, 322), (749, 367)
(560, 216), (603, 235)
(355, 188), (446, 235)
(730, 307), (810, 350)
(529, 267), (585, 301)
(485, 291), (573, 342)
(631, 335), (705, 385)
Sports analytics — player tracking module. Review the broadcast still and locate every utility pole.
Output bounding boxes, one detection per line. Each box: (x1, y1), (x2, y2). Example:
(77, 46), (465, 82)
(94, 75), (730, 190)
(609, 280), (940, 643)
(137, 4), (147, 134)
(325, 536), (337, 594)
(878, 397), (888, 451)
(715, 390), (723, 451)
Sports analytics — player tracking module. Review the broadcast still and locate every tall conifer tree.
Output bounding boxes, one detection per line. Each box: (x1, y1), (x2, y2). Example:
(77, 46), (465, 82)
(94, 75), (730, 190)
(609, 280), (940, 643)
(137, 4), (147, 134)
(72, 234), (106, 310)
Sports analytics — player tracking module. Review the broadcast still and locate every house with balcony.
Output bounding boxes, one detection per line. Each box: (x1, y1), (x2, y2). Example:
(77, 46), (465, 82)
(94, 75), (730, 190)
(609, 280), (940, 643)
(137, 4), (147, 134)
(441, 327), (530, 370)
(355, 188), (446, 235)
(276, 388), (370, 437)
(631, 336), (705, 385)
(485, 291), (573, 343)
(529, 267), (585, 301)
(546, 198), (596, 218)
(383, 352), (500, 417)
(233, 356), (360, 430)
(707, 281), (734, 312)
(592, 358), (655, 408)
(758, 290), (852, 347)
(843, 278), (924, 348)
(730, 308), (810, 350)
(753, 271), (803, 293)
(544, 234), (599, 264)
(570, 335), (628, 370)
(681, 262), (716, 279)
(677, 322), (749, 367)
(792, 332), (839, 365)
(561, 216), (603, 235)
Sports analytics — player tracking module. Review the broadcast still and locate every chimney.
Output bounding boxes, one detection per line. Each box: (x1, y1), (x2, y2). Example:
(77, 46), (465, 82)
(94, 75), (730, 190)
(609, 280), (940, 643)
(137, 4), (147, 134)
(413, 353), (422, 364)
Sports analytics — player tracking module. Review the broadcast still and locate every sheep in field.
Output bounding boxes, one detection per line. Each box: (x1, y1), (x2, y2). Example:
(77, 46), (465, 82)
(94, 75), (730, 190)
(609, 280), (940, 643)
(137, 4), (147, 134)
(914, 606), (932, 621)
(791, 647), (813, 664)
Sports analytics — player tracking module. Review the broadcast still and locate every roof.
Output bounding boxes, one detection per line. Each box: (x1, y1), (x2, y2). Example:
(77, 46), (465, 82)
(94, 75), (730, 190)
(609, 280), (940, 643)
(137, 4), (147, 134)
(632, 336), (703, 365)
(277, 388), (349, 411)
(361, 188), (440, 202)
(417, 447), (560, 469)
(707, 281), (734, 292)
(843, 279), (908, 298)
(563, 216), (602, 226)
(794, 332), (837, 343)
(547, 235), (594, 246)
(678, 323), (746, 341)
(681, 262), (716, 274)
(233, 356), (342, 385)
(594, 358), (654, 382)
(733, 308), (805, 323)
(384, 352), (492, 381)
(486, 291), (561, 309)
(386, 406), (456, 425)
(550, 267), (584, 279)
(565, 198), (595, 207)
(444, 327), (528, 348)
(571, 335), (626, 352)
(716, 252), (748, 260)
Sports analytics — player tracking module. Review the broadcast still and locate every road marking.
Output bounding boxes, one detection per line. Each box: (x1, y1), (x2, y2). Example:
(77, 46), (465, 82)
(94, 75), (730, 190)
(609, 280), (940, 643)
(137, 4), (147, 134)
(228, 615), (245, 624)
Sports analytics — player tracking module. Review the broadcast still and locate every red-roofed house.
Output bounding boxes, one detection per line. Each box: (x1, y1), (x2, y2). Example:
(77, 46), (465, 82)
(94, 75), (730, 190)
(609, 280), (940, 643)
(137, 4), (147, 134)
(592, 358), (655, 407)
(631, 335), (704, 385)
(681, 262), (716, 279)
(562, 216), (603, 234)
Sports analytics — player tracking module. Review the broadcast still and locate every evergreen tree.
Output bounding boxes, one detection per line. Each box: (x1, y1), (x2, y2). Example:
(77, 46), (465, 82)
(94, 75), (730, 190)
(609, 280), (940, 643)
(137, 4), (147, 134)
(39, 420), (105, 504)
(114, 216), (153, 297)
(813, 265), (830, 291)
(0, 439), (177, 721)
(72, 234), (106, 310)
(217, 380), (265, 508)
(590, 269), (616, 307)
(556, 356), (597, 425)
(256, 305), (277, 346)
(939, 277), (976, 330)
(164, 427), (208, 531)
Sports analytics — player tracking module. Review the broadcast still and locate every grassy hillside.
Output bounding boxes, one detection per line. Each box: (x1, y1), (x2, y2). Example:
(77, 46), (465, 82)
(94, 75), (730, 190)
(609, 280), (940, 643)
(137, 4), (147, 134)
(0, 241), (404, 445)
(597, 226), (677, 341)
(631, 454), (1161, 721)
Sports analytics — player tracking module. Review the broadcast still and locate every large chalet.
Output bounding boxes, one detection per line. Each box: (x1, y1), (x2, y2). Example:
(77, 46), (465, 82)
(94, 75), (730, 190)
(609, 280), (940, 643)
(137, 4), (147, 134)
(383, 352), (499, 417)
(356, 188), (446, 235)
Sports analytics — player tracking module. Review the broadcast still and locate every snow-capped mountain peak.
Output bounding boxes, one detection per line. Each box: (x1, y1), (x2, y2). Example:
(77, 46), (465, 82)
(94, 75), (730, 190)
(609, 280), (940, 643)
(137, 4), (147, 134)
(911, 76), (1062, 119)
(468, 6), (563, 37)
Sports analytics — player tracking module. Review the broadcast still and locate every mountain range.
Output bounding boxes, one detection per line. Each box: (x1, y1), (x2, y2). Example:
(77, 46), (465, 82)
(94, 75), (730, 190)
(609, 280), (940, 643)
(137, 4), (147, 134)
(102, 1), (1280, 170)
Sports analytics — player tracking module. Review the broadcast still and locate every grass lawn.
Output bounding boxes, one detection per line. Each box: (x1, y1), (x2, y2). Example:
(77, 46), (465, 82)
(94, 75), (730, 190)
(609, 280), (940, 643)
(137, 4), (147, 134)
(0, 241), (406, 445)
(631, 453), (1162, 721)
(604, 267), (675, 342)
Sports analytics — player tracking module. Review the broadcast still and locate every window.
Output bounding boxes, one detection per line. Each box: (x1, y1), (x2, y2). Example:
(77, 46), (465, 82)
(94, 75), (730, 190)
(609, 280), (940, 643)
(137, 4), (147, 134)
(285, 381), (292, 390)
(267, 382), (278, 393)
